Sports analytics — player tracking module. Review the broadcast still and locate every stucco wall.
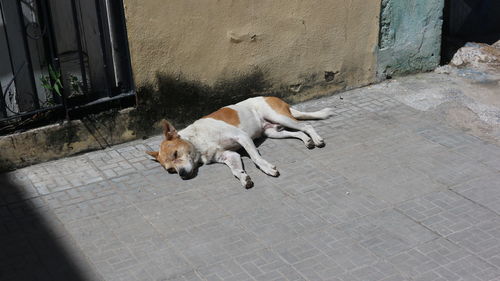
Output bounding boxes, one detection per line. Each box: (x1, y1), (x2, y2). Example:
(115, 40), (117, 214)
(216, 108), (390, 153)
(123, 0), (381, 97)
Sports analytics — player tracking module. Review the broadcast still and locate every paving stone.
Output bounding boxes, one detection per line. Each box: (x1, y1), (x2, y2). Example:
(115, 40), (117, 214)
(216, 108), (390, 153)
(168, 271), (205, 281)
(453, 142), (500, 168)
(111, 169), (197, 204)
(0, 171), (39, 203)
(137, 189), (227, 235)
(347, 164), (447, 204)
(453, 173), (500, 215)
(168, 217), (265, 267)
(230, 197), (326, 246)
(268, 161), (348, 196)
(99, 206), (161, 245)
(295, 182), (389, 225)
(24, 157), (103, 194)
(408, 149), (495, 187)
(143, 135), (163, 151)
(416, 126), (480, 149)
(210, 183), (287, 215)
(389, 238), (500, 281)
(339, 209), (438, 258)
(43, 181), (127, 223)
(448, 217), (500, 268)
(197, 248), (305, 281)
(397, 191), (498, 236)
(88, 149), (136, 178)
(116, 143), (158, 171)
(274, 236), (405, 281)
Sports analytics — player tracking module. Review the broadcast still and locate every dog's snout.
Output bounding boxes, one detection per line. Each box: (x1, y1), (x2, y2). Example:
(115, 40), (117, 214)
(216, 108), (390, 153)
(178, 168), (188, 178)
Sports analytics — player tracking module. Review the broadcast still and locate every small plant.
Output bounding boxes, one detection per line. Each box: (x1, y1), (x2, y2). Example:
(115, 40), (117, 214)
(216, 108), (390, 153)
(40, 66), (84, 102)
(69, 74), (84, 96)
(40, 65), (63, 97)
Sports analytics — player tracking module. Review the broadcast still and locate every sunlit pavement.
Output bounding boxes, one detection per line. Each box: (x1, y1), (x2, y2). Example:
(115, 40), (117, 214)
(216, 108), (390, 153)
(1, 71), (500, 281)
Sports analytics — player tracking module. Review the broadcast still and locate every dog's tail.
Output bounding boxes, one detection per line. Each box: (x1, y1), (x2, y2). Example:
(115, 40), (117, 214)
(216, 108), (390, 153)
(290, 107), (334, 120)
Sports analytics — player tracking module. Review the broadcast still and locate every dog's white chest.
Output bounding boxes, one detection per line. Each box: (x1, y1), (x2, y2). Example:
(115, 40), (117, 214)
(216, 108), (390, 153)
(179, 122), (241, 164)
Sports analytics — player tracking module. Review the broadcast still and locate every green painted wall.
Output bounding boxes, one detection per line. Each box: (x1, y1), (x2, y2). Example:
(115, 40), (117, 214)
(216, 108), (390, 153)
(378, 0), (444, 78)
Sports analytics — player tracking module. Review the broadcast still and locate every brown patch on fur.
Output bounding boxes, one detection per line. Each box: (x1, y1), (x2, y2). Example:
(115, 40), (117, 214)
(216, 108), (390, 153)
(264, 97), (296, 120)
(202, 107), (240, 126)
(155, 138), (192, 169)
(159, 139), (186, 161)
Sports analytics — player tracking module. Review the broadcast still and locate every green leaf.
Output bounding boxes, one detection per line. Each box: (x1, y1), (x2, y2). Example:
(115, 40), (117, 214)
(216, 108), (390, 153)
(54, 83), (61, 96)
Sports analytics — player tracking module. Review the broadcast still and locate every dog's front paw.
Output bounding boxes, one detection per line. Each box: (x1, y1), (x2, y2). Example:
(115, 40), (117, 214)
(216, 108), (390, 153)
(321, 108), (335, 118)
(267, 166), (280, 177)
(305, 138), (315, 149)
(243, 175), (254, 189)
(260, 163), (279, 177)
(316, 139), (325, 148)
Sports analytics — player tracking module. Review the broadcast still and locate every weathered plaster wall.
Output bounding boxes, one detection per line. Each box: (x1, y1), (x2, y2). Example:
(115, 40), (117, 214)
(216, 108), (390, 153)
(123, 0), (381, 99)
(378, 0), (444, 78)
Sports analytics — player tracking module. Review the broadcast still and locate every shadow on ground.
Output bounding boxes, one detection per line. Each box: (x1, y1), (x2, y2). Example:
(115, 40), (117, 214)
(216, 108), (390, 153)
(0, 173), (92, 281)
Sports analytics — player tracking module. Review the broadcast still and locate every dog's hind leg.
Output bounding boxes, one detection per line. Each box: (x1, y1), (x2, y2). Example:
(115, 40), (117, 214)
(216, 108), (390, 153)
(290, 107), (334, 120)
(218, 150), (253, 189)
(233, 134), (279, 177)
(262, 97), (329, 147)
(264, 112), (326, 148)
(264, 126), (315, 149)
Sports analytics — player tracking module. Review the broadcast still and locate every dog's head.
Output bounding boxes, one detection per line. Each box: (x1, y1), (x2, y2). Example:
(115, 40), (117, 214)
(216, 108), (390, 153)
(146, 120), (199, 179)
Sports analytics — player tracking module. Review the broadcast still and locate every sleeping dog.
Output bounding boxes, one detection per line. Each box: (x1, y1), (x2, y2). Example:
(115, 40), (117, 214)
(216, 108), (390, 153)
(146, 96), (333, 188)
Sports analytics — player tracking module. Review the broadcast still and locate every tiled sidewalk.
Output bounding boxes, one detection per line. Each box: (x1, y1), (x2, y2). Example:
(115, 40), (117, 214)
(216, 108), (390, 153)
(1, 73), (500, 281)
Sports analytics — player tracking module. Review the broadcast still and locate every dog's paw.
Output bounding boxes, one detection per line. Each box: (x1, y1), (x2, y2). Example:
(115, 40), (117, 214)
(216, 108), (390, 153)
(305, 138), (315, 149)
(267, 167), (280, 177)
(243, 175), (254, 189)
(261, 163), (279, 177)
(321, 108), (335, 118)
(316, 139), (326, 148)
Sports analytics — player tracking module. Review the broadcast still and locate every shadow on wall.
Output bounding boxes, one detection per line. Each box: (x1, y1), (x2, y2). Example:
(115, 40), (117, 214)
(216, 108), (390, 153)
(130, 70), (280, 136)
(0, 173), (94, 280)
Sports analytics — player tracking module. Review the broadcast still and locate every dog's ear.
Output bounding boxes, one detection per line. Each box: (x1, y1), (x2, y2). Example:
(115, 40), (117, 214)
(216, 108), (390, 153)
(145, 150), (159, 160)
(162, 120), (179, 140)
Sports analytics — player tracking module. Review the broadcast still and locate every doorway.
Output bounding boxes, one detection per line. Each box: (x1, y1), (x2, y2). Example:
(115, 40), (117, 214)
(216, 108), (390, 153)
(441, 0), (500, 64)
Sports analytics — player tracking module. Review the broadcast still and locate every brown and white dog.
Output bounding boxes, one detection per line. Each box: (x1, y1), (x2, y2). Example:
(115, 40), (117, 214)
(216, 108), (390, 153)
(146, 96), (333, 188)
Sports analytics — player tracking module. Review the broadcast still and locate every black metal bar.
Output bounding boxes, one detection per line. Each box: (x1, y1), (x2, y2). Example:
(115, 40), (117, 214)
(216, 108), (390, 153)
(70, 0), (88, 94)
(94, 0), (113, 95)
(118, 0), (134, 93)
(0, 80), (7, 117)
(40, 0), (69, 120)
(0, 1), (14, 118)
(0, 104), (63, 122)
(69, 91), (134, 110)
(107, 0), (134, 93)
(14, 0), (40, 109)
(54, 57), (70, 120)
(0, 0), (33, 111)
